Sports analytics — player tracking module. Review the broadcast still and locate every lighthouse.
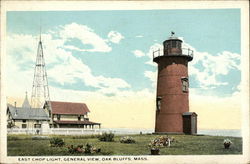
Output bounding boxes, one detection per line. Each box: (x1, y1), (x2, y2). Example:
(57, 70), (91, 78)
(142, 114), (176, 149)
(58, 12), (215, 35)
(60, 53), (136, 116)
(153, 32), (197, 134)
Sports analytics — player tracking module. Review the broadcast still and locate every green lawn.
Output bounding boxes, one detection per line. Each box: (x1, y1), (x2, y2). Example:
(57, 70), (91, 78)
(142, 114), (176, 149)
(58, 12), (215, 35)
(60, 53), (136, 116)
(7, 134), (242, 156)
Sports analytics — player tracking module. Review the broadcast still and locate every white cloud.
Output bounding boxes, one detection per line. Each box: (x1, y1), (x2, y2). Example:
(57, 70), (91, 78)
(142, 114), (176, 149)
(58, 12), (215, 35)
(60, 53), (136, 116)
(135, 35), (143, 38)
(187, 41), (241, 89)
(144, 71), (157, 88)
(6, 34), (37, 97)
(132, 50), (145, 58)
(60, 23), (112, 52)
(139, 38), (240, 91)
(6, 31), (130, 99)
(145, 43), (162, 66)
(107, 31), (124, 44)
(6, 34), (37, 63)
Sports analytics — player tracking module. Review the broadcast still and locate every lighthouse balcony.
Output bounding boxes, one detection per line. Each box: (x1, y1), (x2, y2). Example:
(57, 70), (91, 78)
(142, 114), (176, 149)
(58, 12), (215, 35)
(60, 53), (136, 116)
(153, 48), (193, 62)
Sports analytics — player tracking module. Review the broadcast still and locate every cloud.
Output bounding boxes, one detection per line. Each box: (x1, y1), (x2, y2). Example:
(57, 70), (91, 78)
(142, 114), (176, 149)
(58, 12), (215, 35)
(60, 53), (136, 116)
(135, 35), (143, 38)
(6, 34), (37, 97)
(187, 43), (240, 89)
(6, 34), (37, 63)
(140, 39), (240, 90)
(144, 71), (157, 88)
(6, 33), (242, 130)
(107, 31), (124, 44)
(145, 43), (162, 66)
(60, 23), (112, 52)
(132, 50), (145, 58)
(6, 31), (130, 99)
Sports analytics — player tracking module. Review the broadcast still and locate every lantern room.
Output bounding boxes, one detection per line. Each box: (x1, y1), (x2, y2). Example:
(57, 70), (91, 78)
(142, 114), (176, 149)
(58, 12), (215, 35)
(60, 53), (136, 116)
(163, 36), (183, 56)
(152, 31), (194, 62)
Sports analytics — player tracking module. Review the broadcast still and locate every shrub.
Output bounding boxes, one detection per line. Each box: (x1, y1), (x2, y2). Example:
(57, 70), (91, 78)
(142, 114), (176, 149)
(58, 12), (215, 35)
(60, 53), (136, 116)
(223, 139), (232, 149)
(67, 143), (101, 154)
(120, 136), (136, 144)
(98, 132), (114, 142)
(224, 139), (232, 145)
(148, 136), (174, 149)
(49, 137), (65, 147)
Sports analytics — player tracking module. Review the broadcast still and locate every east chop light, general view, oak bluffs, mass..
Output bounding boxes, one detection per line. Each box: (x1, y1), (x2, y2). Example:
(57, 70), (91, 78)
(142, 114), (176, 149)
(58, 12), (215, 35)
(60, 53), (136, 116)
(6, 9), (241, 134)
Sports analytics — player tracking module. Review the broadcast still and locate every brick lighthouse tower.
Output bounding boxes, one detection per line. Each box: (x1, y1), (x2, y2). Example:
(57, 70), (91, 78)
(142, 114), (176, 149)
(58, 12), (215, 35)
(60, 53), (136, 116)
(153, 32), (197, 134)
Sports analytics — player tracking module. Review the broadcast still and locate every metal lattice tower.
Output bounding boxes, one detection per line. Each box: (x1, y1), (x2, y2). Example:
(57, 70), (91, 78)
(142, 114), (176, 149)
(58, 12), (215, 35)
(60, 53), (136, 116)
(31, 34), (50, 108)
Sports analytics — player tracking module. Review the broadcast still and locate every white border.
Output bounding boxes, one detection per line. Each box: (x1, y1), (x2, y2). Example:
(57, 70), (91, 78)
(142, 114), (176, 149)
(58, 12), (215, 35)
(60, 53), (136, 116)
(1, 1), (249, 164)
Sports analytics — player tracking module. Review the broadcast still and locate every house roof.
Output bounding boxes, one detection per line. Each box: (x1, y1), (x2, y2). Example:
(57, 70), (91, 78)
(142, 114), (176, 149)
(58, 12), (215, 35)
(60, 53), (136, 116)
(48, 101), (90, 115)
(8, 106), (49, 120)
(54, 120), (100, 125)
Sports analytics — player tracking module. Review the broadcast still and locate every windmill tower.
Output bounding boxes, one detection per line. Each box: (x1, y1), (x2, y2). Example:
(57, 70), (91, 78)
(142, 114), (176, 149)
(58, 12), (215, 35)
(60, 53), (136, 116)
(31, 34), (50, 108)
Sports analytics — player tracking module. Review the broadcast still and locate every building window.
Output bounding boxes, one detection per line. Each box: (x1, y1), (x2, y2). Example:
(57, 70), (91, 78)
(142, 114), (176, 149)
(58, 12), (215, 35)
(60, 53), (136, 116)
(57, 114), (61, 121)
(181, 77), (189, 92)
(34, 124), (41, 128)
(22, 120), (26, 123)
(78, 116), (81, 121)
(156, 96), (162, 110)
(22, 124), (27, 128)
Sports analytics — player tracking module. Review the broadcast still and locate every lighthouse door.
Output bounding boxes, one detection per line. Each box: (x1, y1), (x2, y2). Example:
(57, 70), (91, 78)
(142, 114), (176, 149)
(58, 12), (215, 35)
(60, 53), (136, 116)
(183, 116), (191, 134)
(182, 112), (197, 135)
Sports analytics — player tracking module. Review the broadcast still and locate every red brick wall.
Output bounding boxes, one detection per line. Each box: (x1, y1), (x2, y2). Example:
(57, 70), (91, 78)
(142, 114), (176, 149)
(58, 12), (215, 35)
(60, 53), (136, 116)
(155, 56), (189, 133)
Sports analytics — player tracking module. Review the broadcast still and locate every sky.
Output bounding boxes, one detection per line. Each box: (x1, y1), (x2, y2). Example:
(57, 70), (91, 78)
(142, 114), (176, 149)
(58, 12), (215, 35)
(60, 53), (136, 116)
(6, 9), (241, 129)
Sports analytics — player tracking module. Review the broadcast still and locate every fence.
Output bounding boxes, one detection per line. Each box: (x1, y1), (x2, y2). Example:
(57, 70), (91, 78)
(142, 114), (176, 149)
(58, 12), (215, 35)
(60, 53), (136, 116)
(7, 128), (103, 135)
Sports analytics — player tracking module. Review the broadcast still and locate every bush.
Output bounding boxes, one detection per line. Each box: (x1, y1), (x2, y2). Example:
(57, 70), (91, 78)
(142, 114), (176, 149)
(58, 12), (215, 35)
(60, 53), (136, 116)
(67, 143), (101, 154)
(98, 132), (114, 142)
(149, 136), (174, 149)
(49, 137), (65, 147)
(120, 136), (136, 144)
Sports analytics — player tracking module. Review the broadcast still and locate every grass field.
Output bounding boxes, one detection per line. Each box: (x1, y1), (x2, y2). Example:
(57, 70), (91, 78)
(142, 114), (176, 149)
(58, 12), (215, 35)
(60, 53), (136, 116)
(7, 134), (242, 156)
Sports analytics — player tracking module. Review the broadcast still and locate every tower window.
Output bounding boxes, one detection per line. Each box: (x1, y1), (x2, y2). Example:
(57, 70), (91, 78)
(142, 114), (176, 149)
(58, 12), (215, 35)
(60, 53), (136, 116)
(177, 41), (181, 49)
(181, 77), (189, 92)
(171, 41), (177, 48)
(156, 96), (162, 110)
